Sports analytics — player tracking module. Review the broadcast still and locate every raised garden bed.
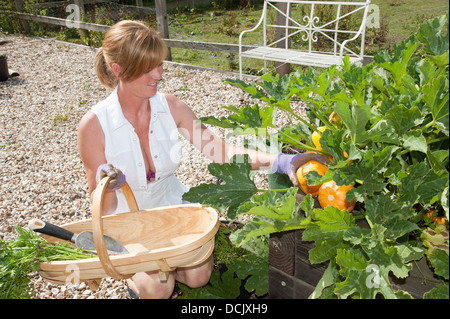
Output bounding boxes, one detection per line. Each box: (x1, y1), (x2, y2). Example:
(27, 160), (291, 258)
(268, 228), (441, 299)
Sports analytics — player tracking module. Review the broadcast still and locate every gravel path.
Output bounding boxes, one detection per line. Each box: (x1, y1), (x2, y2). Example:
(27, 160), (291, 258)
(0, 35), (281, 299)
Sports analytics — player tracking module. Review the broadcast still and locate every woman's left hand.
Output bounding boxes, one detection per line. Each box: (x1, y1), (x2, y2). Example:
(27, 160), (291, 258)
(96, 163), (126, 190)
(271, 152), (330, 186)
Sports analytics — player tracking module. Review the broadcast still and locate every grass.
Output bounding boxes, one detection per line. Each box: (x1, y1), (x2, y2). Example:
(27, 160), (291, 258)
(166, 0), (448, 73)
(371, 0), (449, 42)
(168, 4), (265, 73)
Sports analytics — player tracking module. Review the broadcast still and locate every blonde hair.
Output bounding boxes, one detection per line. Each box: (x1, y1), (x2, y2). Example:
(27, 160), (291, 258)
(95, 20), (168, 89)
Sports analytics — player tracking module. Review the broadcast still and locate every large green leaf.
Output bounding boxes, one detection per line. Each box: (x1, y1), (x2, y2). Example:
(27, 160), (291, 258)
(333, 101), (374, 144)
(384, 105), (424, 135)
(182, 155), (257, 219)
(383, 217), (419, 240)
(300, 193), (315, 216)
(397, 161), (449, 207)
(229, 188), (310, 246)
(197, 115), (240, 130)
(318, 128), (349, 163)
(334, 146), (399, 201)
(335, 223), (415, 299)
(334, 246), (412, 299)
(198, 103), (276, 136)
(343, 226), (372, 247)
(380, 42), (421, 87)
(226, 104), (264, 128)
(229, 217), (278, 247)
(183, 268), (241, 299)
(236, 188), (298, 220)
(227, 251), (269, 296)
(423, 284), (449, 299)
(416, 14), (449, 56)
(337, 56), (374, 106)
(302, 207), (355, 264)
(312, 66), (337, 98)
(365, 193), (401, 225)
(422, 74), (449, 136)
(355, 119), (397, 145)
(416, 170), (449, 205)
(308, 259), (340, 299)
(395, 243), (426, 263)
(230, 213), (310, 247)
(417, 58), (437, 87)
(428, 249), (449, 280)
(363, 226), (412, 280)
(224, 79), (268, 102)
(401, 130), (428, 154)
(259, 73), (293, 103)
(334, 247), (379, 299)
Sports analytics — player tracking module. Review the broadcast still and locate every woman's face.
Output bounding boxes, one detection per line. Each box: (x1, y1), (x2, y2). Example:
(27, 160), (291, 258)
(121, 63), (164, 99)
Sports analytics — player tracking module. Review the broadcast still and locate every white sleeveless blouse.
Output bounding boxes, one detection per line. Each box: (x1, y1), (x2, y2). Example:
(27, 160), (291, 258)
(90, 88), (189, 214)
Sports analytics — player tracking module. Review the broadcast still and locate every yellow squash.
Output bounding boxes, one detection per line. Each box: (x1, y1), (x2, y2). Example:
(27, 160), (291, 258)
(312, 126), (327, 151)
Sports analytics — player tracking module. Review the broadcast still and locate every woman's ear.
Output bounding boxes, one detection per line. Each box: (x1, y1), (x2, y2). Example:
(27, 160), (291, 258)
(111, 63), (121, 78)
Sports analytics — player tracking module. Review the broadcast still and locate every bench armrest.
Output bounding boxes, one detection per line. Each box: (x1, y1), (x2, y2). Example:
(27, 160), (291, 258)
(239, 4), (267, 54)
(339, 2), (370, 59)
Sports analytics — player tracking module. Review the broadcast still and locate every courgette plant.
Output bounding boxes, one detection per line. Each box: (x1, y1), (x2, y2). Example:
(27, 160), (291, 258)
(183, 15), (449, 299)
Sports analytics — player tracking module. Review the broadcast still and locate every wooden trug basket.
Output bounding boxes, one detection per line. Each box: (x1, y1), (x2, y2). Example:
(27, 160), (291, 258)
(38, 177), (219, 285)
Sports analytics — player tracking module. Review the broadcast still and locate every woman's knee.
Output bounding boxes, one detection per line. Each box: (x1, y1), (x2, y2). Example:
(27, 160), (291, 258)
(187, 268), (212, 288)
(177, 257), (213, 288)
(139, 282), (173, 299)
(129, 272), (175, 299)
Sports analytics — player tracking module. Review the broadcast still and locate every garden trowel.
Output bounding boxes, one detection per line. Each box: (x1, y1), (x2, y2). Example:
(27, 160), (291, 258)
(28, 218), (128, 255)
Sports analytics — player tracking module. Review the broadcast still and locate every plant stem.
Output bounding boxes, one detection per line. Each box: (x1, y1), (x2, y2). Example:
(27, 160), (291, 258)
(353, 213), (366, 220)
(427, 136), (448, 145)
(359, 207), (374, 228)
(276, 128), (328, 154)
(257, 187), (293, 193)
(411, 207), (427, 224)
(287, 108), (319, 132)
(303, 100), (333, 130)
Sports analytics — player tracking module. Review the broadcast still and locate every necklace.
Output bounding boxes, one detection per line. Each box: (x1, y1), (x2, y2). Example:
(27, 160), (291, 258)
(146, 172), (155, 182)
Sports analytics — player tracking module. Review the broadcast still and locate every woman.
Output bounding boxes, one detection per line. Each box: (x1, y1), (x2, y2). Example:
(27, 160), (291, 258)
(77, 20), (315, 299)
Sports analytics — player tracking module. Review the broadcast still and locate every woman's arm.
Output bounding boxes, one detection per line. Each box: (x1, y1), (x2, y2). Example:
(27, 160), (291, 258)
(77, 111), (118, 215)
(165, 94), (277, 169)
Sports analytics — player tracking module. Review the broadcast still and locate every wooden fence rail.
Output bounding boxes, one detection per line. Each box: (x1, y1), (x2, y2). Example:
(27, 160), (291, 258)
(11, 0), (250, 58)
(14, 12), (255, 54)
(10, 0), (372, 74)
(16, 12), (110, 33)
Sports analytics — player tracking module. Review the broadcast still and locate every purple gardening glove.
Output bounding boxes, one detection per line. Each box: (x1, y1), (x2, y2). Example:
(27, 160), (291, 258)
(96, 163), (126, 191)
(271, 152), (331, 187)
(271, 153), (304, 178)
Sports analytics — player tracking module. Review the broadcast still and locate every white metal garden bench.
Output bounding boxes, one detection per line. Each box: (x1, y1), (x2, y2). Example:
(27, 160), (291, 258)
(239, 0), (371, 79)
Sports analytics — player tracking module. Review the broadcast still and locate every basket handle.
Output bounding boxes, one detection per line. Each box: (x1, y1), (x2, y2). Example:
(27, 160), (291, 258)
(91, 177), (137, 280)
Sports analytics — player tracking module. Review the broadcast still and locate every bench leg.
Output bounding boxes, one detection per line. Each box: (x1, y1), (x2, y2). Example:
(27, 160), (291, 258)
(239, 54), (243, 80)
